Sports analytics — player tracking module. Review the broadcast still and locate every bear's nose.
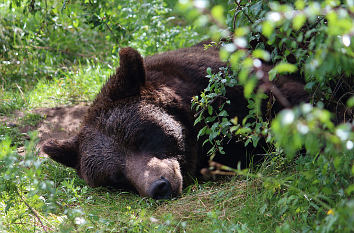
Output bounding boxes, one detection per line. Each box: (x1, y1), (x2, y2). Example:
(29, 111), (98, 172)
(148, 176), (172, 200)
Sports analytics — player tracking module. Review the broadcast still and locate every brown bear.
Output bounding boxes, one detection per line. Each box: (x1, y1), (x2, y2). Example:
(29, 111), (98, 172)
(42, 42), (308, 199)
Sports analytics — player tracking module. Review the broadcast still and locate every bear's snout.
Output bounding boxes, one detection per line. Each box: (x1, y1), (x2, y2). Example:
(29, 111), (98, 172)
(148, 176), (172, 199)
(125, 155), (183, 199)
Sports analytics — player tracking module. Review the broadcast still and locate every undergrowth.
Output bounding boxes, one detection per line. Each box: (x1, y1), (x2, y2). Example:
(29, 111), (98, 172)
(0, 0), (353, 232)
(0, 0), (201, 114)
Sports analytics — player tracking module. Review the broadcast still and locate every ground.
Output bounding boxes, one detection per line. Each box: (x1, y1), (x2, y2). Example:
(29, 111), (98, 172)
(0, 104), (88, 153)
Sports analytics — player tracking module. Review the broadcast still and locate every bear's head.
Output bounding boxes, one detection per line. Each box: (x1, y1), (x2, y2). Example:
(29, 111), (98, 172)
(42, 48), (197, 199)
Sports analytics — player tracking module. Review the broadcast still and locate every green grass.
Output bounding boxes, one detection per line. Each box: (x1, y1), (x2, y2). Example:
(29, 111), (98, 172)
(0, 146), (338, 233)
(0, 147), (272, 232)
(26, 64), (110, 108)
(0, 123), (352, 232)
(0, 0), (202, 115)
(1, 0), (353, 232)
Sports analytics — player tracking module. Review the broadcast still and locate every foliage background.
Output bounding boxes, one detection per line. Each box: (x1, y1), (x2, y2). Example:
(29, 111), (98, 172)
(0, 0), (353, 232)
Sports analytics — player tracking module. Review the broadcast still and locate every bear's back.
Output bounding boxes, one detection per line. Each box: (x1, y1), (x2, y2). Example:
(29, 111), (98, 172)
(143, 45), (226, 100)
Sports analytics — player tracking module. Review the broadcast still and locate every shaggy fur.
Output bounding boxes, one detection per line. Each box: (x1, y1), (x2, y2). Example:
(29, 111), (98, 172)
(42, 42), (308, 199)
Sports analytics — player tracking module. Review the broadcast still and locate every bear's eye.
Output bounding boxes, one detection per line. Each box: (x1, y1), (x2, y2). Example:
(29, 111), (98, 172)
(110, 174), (135, 191)
(133, 125), (177, 153)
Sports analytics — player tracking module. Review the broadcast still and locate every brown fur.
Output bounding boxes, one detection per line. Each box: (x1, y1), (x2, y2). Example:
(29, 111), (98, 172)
(42, 43), (308, 199)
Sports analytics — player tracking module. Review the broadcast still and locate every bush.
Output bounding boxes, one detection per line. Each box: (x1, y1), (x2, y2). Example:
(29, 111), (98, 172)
(184, 0), (353, 231)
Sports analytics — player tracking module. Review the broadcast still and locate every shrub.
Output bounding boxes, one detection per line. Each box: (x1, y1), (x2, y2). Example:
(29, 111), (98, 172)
(184, 0), (353, 231)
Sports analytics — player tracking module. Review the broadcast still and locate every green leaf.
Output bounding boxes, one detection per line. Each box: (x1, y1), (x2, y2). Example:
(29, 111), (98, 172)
(230, 50), (246, 70)
(197, 126), (208, 139)
(268, 69), (277, 81)
(218, 146), (225, 154)
(234, 27), (250, 37)
(231, 117), (238, 125)
(211, 5), (225, 25)
(194, 114), (203, 126)
(5, 199), (14, 214)
(252, 49), (270, 61)
(347, 96), (354, 107)
(206, 67), (212, 75)
(205, 116), (217, 123)
(230, 125), (239, 133)
(219, 48), (230, 62)
(295, 0), (305, 10)
(202, 139), (209, 147)
(209, 130), (219, 141)
(73, 20), (79, 28)
(251, 135), (260, 147)
(245, 138), (251, 146)
(218, 110), (228, 117)
(208, 105), (213, 115)
(293, 14), (306, 30)
(0, 138), (12, 159)
(262, 21), (274, 38)
(271, 63), (298, 75)
(333, 157), (342, 170)
(346, 184), (354, 195)
(244, 79), (257, 98)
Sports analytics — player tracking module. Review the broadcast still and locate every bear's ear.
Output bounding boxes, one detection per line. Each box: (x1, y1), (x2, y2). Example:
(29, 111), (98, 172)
(106, 47), (146, 100)
(42, 136), (79, 168)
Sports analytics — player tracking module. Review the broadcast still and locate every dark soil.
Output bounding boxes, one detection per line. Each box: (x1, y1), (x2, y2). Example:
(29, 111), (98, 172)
(0, 104), (89, 154)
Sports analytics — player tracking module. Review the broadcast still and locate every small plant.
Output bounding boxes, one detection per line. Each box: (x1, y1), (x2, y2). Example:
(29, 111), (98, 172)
(192, 66), (270, 159)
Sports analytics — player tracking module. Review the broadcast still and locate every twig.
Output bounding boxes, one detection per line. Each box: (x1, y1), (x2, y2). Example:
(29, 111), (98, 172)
(201, 161), (238, 179)
(198, 197), (208, 209)
(237, 221), (256, 233)
(232, 0), (243, 31)
(210, 170), (237, 176)
(104, 22), (120, 44)
(16, 189), (49, 233)
(15, 83), (25, 101)
(234, 0), (254, 24)
(259, 82), (291, 108)
(335, 91), (354, 122)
